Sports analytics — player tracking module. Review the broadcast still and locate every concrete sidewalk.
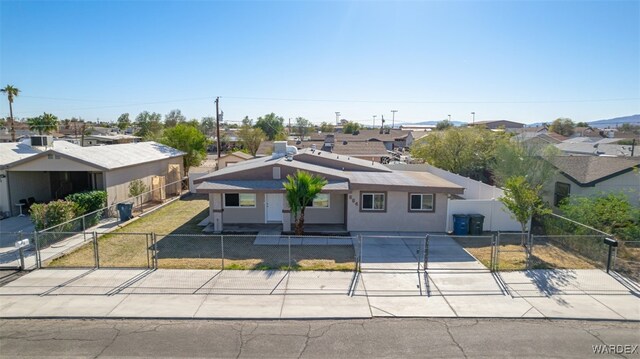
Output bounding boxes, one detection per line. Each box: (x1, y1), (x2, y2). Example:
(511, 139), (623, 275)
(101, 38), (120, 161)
(0, 268), (637, 320)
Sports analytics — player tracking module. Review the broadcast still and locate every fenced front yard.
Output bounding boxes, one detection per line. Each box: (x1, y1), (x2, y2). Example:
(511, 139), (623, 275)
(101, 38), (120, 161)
(45, 195), (355, 271)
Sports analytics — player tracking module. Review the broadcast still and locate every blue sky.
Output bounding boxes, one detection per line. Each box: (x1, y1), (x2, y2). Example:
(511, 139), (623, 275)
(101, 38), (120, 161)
(1, 0), (638, 125)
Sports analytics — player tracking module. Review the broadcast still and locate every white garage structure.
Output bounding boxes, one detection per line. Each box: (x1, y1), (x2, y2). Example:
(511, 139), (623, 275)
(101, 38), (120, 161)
(0, 139), (184, 217)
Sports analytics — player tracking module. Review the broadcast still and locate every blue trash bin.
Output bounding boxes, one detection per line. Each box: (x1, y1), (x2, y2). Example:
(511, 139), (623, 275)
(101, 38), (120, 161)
(452, 214), (470, 235)
(116, 202), (133, 222)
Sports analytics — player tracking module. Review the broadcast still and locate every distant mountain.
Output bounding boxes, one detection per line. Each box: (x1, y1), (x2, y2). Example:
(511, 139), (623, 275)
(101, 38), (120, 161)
(587, 114), (640, 128)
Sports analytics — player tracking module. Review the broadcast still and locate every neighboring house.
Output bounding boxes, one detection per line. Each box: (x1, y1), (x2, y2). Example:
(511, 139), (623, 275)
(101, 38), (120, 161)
(399, 125), (434, 132)
(217, 151), (253, 168)
(555, 141), (636, 157)
(545, 156), (640, 207)
(0, 138), (184, 216)
(0, 123), (34, 143)
(81, 134), (141, 146)
(512, 131), (567, 146)
(193, 142), (464, 233)
(469, 120), (525, 130)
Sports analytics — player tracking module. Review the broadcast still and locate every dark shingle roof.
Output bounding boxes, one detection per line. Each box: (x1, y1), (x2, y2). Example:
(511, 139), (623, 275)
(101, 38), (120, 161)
(549, 156), (640, 185)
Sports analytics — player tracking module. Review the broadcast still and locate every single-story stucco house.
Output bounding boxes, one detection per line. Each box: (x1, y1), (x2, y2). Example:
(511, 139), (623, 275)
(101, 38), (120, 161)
(545, 156), (640, 207)
(0, 137), (184, 216)
(194, 142), (464, 233)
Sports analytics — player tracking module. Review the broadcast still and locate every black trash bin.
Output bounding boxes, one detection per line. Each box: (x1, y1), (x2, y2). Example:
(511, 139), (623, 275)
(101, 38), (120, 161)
(116, 202), (133, 222)
(468, 214), (485, 235)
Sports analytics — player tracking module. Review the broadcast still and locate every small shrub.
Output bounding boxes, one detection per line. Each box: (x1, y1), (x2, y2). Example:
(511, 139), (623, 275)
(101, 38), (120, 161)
(129, 179), (149, 198)
(29, 200), (78, 231)
(65, 190), (107, 227)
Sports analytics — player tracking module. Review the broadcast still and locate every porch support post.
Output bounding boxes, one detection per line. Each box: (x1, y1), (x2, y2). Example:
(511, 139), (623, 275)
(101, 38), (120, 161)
(210, 193), (224, 232)
(282, 198), (291, 232)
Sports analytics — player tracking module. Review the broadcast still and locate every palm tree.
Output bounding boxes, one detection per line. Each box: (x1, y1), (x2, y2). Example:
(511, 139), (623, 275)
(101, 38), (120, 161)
(283, 170), (328, 235)
(1, 85), (20, 142)
(27, 112), (59, 135)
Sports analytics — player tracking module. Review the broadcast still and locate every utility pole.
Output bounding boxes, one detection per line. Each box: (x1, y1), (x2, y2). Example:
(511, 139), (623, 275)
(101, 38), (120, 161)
(448, 114), (451, 122)
(471, 112), (475, 125)
(391, 110), (398, 129)
(335, 112), (341, 126)
(215, 97), (221, 162)
(373, 115), (377, 128)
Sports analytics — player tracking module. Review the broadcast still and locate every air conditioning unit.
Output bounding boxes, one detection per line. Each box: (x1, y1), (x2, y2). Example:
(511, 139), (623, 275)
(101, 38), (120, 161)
(30, 135), (53, 147)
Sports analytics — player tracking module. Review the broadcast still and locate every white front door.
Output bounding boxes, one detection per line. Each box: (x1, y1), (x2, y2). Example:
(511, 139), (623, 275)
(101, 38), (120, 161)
(265, 193), (283, 223)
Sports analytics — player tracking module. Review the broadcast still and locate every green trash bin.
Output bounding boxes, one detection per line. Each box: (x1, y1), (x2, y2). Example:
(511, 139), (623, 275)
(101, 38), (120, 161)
(468, 214), (485, 235)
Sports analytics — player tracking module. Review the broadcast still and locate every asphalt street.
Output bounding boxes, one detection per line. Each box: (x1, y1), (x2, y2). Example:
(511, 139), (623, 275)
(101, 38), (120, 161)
(0, 318), (638, 358)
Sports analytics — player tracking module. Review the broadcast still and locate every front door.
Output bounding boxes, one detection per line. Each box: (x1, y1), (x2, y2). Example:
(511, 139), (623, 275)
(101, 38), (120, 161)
(265, 193), (283, 223)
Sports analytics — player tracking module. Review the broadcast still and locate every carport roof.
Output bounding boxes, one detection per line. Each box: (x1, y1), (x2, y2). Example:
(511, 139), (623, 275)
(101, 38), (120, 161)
(1, 141), (184, 171)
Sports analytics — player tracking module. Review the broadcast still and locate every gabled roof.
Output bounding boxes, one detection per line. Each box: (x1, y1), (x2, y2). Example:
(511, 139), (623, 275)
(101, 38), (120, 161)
(549, 156), (640, 186)
(1, 141), (184, 170)
(221, 151), (254, 160)
(334, 129), (412, 142)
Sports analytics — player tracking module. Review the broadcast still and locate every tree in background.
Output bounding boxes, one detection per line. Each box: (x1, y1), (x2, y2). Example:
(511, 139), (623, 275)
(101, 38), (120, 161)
(27, 112), (59, 135)
(411, 127), (508, 182)
(200, 116), (215, 137)
(343, 121), (361, 134)
(560, 193), (639, 242)
(1, 85), (20, 142)
(295, 117), (314, 138)
(491, 142), (558, 192)
(549, 118), (575, 137)
(160, 123), (209, 173)
(499, 176), (550, 245)
(135, 111), (163, 140)
(283, 170), (328, 235)
(575, 122), (589, 128)
(237, 123), (266, 156)
(319, 122), (335, 133)
(164, 109), (186, 128)
(255, 113), (285, 140)
(117, 113), (130, 131)
(435, 119), (453, 131)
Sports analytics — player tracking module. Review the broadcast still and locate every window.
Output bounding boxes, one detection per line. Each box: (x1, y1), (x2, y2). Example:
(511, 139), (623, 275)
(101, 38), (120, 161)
(361, 192), (386, 211)
(554, 182), (570, 207)
(224, 193), (256, 208)
(409, 193), (434, 212)
(308, 193), (329, 208)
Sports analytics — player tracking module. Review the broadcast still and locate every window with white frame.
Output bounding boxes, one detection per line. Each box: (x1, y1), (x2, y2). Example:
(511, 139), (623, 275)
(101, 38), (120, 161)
(308, 193), (329, 208)
(361, 192), (386, 211)
(409, 193), (434, 212)
(224, 193), (256, 208)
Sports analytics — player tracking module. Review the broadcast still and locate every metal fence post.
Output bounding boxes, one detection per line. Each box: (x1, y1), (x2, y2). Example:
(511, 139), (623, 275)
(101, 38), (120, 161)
(93, 231), (100, 268)
(146, 233), (151, 269)
(288, 236), (292, 271)
(221, 234), (225, 270)
(82, 216), (86, 242)
(34, 231), (41, 269)
(358, 234), (364, 271)
(527, 233), (533, 270)
(152, 233), (158, 269)
(424, 234), (429, 270)
(18, 246), (25, 270)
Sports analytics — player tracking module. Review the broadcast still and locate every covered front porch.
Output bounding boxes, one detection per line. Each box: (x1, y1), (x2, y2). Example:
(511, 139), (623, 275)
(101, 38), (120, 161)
(196, 180), (350, 234)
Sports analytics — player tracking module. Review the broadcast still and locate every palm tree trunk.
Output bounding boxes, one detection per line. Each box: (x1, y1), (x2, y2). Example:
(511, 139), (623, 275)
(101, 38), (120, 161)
(296, 208), (306, 236)
(8, 100), (15, 142)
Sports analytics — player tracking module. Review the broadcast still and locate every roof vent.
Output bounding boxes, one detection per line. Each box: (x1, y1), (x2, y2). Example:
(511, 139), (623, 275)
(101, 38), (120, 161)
(343, 140), (348, 145)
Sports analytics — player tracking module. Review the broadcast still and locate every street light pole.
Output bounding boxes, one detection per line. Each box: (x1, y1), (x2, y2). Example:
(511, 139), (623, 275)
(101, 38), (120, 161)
(391, 110), (398, 129)
(335, 112), (341, 126)
(471, 112), (475, 125)
(448, 114), (451, 122)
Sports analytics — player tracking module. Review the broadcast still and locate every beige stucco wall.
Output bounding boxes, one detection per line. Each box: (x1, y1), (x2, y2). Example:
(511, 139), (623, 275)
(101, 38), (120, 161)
(292, 193), (345, 224)
(104, 157), (183, 206)
(346, 191), (448, 232)
(220, 192), (266, 224)
(544, 170), (640, 208)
